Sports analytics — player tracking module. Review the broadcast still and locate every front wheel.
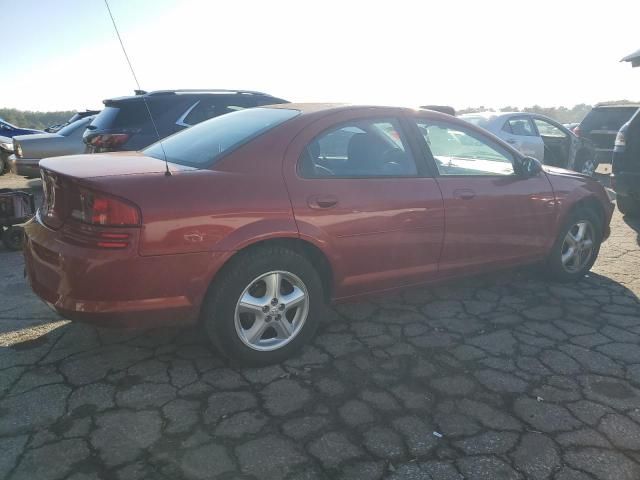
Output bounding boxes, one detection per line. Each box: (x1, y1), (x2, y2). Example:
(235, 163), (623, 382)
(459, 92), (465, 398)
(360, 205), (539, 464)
(545, 209), (602, 282)
(202, 246), (323, 365)
(617, 194), (640, 218)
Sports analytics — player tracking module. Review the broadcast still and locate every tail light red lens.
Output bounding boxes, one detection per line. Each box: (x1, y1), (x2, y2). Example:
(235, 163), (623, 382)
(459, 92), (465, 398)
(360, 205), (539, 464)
(88, 133), (131, 150)
(71, 189), (140, 227)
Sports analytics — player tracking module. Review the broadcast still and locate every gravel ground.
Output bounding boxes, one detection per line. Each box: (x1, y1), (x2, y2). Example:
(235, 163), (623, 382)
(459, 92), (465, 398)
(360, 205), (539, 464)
(1, 170), (640, 479)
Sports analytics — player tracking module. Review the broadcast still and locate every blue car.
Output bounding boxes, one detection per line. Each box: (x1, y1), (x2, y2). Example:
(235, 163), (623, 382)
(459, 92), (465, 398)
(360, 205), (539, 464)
(0, 118), (41, 139)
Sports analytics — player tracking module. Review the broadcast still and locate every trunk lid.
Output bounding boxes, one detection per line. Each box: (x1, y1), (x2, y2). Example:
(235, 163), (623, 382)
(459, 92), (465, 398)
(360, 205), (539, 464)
(39, 152), (196, 179)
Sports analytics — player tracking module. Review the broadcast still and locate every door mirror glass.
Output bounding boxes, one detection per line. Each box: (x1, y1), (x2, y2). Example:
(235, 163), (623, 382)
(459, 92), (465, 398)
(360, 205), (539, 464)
(520, 156), (542, 177)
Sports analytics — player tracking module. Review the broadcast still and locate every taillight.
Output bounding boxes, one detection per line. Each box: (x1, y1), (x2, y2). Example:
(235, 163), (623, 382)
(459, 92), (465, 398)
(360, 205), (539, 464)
(614, 130), (626, 148)
(14, 140), (23, 158)
(70, 189), (140, 227)
(573, 126), (581, 137)
(88, 133), (130, 150)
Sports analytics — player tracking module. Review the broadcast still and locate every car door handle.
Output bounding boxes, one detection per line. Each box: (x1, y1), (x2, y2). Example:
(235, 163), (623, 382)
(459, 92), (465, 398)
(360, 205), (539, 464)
(453, 189), (476, 200)
(307, 195), (339, 209)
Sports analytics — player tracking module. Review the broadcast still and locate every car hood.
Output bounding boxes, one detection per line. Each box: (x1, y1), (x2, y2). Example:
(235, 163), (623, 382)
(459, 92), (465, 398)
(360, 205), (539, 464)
(39, 152), (197, 179)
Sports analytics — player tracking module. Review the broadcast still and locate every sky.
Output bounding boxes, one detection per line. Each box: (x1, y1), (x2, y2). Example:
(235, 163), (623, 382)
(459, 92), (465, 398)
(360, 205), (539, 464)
(2, 0), (639, 112)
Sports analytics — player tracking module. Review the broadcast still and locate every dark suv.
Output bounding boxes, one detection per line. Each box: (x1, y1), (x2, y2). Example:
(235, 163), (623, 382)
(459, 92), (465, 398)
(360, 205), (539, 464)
(575, 103), (639, 165)
(612, 109), (640, 216)
(83, 89), (288, 152)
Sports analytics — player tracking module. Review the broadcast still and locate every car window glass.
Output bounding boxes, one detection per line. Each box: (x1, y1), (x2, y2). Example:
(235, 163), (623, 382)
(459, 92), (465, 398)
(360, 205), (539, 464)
(501, 121), (513, 134)
(299, 118), (418, 178)
(533, 119), (566, 138)
(416, 120), (515, 176)
(182, 98), (257, 126)
(144, 107), (300, 167)
(508, 118), (536, 136)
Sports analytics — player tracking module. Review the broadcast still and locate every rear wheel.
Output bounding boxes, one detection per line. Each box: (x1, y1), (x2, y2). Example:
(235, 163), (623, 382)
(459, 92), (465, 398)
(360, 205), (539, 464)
(2, 226), (25, 251)
(202, 246), (323, 365)
(546, 209), (601, 282)
(575, 151), (598, 176)
(617, 194), (640, 218)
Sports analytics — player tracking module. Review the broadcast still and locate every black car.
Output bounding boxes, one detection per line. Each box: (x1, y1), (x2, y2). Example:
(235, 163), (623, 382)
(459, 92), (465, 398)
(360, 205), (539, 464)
(83, 89), (288, 153)
(612, 109), (640, 216)
(45, 110), (101, 133)
(575, 103), (639, 165)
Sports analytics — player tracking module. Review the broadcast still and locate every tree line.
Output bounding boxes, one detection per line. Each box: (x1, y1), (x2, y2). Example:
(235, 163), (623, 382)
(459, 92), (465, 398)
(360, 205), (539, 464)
(459, 100), (638, 124)
(0, 108), (76, 130)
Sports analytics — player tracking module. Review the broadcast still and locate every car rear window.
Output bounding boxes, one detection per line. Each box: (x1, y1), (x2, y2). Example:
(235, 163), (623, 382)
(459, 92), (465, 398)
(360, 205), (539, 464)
(581, 107), (639, 131)
(143, 107), (300, 167)
(89, 101), (170, 130)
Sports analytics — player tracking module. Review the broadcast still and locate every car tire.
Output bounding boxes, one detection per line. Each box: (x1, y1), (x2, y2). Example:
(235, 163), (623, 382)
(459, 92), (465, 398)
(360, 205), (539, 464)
(2, 226), (25, 251)
(545, 208), (602, 282)
(617, 194), (640, 218)
(575, 151), (598, 177)
(201, 246), (324, 365)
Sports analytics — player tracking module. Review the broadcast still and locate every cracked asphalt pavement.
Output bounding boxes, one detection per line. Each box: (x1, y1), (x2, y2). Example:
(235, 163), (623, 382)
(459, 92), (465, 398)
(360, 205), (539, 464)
(1, 188), (640, 479)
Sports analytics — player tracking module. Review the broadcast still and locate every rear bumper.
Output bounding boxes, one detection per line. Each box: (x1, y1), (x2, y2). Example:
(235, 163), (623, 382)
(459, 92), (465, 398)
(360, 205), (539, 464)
(8, 155), (40, 177)
(611, 172), (640, 197)
(23, 215), (232, 327)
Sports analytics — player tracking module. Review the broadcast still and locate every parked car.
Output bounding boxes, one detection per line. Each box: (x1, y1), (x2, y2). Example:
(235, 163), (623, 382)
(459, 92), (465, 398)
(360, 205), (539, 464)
(0, 135), (13, 175)
(0, 118), (41, 138)
(460, 112), (599, 176)
(9, 115), (96, 178)
(574, 103), (639, 165)
(83, 89), (289, 153)
(612, 108), (640, 216)
(45, 110), (100, 133)
(24, 104), (614, 365)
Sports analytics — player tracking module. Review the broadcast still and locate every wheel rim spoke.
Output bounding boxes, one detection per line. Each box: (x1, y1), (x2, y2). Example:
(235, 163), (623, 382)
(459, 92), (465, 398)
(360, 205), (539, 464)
(263, 272), (281, 298)
(238, 292), (268, 315)
(281, 287), (306, 311)
(561, 221), (595, 273)
(245, 318), (269, 344)
(234, 270), (310, 352)
(562, 247), (575, 265)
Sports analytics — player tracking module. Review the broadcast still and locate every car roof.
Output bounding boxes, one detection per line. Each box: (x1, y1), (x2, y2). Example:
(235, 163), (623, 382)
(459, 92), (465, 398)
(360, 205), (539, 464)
(104, 89), (281, 104)
(593, 103), (640, 108)
(266, 102), (451, 118)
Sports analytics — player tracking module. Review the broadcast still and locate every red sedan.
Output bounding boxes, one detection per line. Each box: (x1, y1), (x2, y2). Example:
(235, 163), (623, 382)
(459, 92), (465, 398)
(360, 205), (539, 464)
(24, 104), (614, 364)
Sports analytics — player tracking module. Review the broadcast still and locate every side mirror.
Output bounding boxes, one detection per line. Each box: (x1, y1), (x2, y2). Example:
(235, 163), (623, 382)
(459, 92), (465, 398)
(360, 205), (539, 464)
(520, 156), (542, 177)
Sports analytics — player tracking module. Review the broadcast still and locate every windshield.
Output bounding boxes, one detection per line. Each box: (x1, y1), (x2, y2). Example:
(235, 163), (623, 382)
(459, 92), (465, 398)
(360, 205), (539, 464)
(57, 117), (91, 136)
(144, 107), (300, 167)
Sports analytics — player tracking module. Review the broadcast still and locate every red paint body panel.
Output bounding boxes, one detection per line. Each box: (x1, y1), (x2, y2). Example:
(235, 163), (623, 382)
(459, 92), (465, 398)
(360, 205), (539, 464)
(23, 104), (614, 327)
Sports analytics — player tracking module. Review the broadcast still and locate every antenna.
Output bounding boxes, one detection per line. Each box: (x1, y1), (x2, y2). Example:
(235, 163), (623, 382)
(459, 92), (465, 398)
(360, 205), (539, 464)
(103, 0), (171, 176)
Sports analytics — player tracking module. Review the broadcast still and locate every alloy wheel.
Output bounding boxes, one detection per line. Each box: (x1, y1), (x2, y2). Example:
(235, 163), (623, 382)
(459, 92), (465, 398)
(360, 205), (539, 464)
(234, 270), (309, 351)
(560, 221), (595, 273)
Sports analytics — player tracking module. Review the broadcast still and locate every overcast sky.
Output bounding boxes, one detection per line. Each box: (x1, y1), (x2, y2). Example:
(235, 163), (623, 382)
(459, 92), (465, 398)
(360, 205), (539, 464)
(2, 0), (639, 112)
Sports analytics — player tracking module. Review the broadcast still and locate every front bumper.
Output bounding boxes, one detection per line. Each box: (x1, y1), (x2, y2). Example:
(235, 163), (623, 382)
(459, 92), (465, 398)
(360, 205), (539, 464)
(23, 215), (232, 327)
(9, 155), (41, 178)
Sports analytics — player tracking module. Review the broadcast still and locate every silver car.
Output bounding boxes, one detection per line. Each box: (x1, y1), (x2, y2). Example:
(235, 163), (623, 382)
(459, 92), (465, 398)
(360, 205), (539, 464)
(9, 115), (96, 177)
(460, 112), (598, 176)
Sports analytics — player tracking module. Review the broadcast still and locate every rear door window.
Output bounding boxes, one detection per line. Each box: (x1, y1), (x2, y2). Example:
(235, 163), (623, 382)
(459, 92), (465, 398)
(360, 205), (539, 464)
(506, 118), (536, 136)
(299, 118), (418, 178)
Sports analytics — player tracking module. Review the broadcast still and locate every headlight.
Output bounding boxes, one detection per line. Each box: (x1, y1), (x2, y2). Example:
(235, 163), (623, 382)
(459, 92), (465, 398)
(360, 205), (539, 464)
(0, 141), (13, 152)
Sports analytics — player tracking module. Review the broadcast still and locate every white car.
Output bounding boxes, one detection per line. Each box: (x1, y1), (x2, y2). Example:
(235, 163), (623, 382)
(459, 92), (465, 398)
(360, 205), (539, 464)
(460, 112), (598, 176)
